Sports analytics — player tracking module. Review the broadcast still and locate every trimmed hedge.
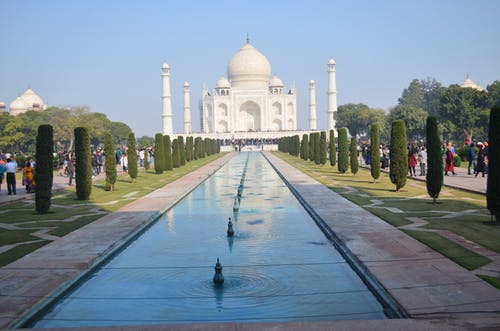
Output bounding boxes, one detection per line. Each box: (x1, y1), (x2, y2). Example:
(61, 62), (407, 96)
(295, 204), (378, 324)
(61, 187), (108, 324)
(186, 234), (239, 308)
(164, 135), (173, 171)
(426, 116), (443, 203)
(74, 127), (92, 200)
(104, 132), (117, 191)
(329, 129), (336, 167)
(370, 124), (380, 181)
(127, 132), (138, 181)
(320, 131), (327, 164)
(350, 137), (359, 175)
(154, 133), (164, 174)
(337, 128), (349, 173)
(389, 120), (408, 192)
(487, 106), (500, 221)
(301, 134), (309, 160)
(35, 124), (53, 214)
(179, 136), (186, 165)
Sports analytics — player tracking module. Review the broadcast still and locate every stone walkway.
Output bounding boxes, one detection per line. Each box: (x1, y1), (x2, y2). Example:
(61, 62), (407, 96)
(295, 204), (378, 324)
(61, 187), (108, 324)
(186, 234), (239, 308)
(1, 152), (499, 330)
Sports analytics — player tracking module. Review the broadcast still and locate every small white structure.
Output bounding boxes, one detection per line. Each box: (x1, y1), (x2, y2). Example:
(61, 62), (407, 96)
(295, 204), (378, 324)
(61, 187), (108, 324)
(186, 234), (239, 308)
(461, 76), (483, 91)
(183, 82), (192, 134)
(8, 88), (47, 116)
(161, 63), (174, 135)
(201, 41), (297, 133)
(309, 80), (317, 130)
(327, 58), (337, 131)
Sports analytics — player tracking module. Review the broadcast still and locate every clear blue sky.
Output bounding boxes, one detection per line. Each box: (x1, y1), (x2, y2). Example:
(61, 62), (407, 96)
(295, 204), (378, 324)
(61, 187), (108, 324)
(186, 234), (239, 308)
(1, 0), (499, 137)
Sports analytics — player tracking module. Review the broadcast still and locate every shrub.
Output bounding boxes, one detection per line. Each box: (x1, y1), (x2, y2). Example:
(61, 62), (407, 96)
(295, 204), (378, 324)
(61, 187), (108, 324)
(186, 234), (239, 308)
(127, 132), (138, 181)
(350, 137), (359, 175)
(314, 132), (321, 165)
(301, 134), (309, 160)
(35, 124), (53, 214)
(104, 133), (117, 191)
(179, 136), (186, 165)
(74, 127), (92, 200)
(164, 135), (173, 170)
(154, 133), (164, 174)
(329, 129), (336, 167)
(320, 131), (327, 164)
(309, 133), (315, 162)
(487, 106), (500, 221)
(370, 124), (380, 182)
(337, 128), (349, 173)
(453, 155), (461, 167)
(172, 139), (180, 168)
(456, 146), (468, 161)
(389, 120), (408, 192)
(426, 116), (443, 203)
(144, 148), (149, 170)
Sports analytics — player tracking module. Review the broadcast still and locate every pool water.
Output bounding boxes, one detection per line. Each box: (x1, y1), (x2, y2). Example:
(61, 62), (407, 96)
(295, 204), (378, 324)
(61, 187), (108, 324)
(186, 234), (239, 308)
(32, 152), (386, 328)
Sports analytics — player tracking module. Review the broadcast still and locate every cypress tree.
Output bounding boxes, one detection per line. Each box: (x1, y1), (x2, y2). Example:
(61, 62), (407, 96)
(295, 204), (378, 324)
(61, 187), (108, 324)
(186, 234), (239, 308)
(194, 137), (200, 159)
(127, 132), (138, 182)
(338, 128), (349, 173)
(308, 134), (313, 161)
(104, 133), (117, 191)
(320, 131), (327, 164)
(302, 134), (309, 160)
(487, 106), (500, 221)
(370, 124), (381, 182)
(313, 133), (321, 164)
(172, 139), (180, 168)
(74, 127), (92, 200)
(144, 148), (149, 171)
(389, 120), (408, 192)
(154, 133), (164, 174)
(186, 137), (192, 162)
(426, 116), (443, 203)
(350, 137), (359, 175)
(164, 135), (173, 170)
(179, 136), (186, 165)
(35, 124), (53, 214)
(329, 129), (336, 167)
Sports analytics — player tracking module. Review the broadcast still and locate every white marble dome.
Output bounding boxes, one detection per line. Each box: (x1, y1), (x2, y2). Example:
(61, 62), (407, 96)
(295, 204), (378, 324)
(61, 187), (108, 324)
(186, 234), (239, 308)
(20, 88), (44, 108)
(9, 96), (29, 115)
(269, 75), (284, 87)
(215, 76), (231, 89)
(227, 43), (271, 88)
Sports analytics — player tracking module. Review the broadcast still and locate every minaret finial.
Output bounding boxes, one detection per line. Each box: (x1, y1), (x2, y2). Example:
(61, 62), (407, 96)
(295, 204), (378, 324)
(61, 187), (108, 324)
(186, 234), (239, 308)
(246, 32), (250, 44)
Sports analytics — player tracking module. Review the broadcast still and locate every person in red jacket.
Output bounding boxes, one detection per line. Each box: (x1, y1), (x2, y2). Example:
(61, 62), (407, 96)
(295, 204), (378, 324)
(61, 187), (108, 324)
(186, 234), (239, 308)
(445, 144), (456, 176)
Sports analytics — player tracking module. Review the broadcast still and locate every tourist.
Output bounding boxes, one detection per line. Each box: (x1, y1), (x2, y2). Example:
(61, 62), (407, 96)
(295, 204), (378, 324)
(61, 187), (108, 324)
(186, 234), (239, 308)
(467, 142), (477, 175)
(0, 159), (5, 193)
(475, 142), (487, 178)
(122, 152), (128, 173)
(66, 154), (75, 186)
(5, 157), (17, 195)
(417, 146), (427, 176)
(444, 144), (456, 176)
(22, 159), (35, 193)
(408, 147), (417, 176)
(115, 148), (122, 165)
(139, 148), (145, 167)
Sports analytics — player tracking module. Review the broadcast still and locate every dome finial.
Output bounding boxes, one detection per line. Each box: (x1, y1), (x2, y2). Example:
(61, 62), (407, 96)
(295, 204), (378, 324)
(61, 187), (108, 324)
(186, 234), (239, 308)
(246, 32), (250, 44)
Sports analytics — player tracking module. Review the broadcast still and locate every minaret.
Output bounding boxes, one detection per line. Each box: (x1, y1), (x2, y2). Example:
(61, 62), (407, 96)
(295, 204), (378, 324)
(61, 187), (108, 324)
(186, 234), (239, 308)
(327, 58), (337, 131)
(161, 63), (173, 135)
(183, 82), (192, 134)
(309, 80), (317, 130)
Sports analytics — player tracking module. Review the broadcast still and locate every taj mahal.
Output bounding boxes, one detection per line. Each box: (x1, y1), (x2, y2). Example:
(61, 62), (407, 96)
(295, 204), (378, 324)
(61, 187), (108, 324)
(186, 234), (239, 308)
(160, 39), (338, 140)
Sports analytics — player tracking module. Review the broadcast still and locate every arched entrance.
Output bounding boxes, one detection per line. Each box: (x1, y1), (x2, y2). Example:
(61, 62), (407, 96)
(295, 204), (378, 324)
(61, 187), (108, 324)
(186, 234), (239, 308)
(239, 101), (261, 131)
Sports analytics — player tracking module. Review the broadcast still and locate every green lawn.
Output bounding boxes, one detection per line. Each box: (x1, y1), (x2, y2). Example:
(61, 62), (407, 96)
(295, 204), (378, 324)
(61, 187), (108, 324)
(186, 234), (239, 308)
(0, 153), (226, 267)
(273, 152), (499, 285)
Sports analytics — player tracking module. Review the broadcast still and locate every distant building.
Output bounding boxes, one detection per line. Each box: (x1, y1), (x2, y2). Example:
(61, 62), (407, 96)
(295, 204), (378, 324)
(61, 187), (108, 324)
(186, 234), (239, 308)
(0, 102), (6, 113)
(8, 88), (47, 116)
(461, 76), (483, 91)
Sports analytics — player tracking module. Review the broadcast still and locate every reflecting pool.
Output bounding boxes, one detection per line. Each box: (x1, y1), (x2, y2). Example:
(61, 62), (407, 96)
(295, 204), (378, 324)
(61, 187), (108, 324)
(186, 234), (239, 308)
(32, 152), (386, 328)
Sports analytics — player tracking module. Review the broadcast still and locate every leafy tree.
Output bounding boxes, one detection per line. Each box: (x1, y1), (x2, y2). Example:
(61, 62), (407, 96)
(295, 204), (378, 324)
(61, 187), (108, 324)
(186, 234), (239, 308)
(329, 129), (336, 167)
(164, 135), (173, 171)
(301, 134), (309, 160)
(127, 132), (138, 182)
(335, 103), (370, 138)
(389, 120), (408, 192)
(370, 124), (380, 182)
(337, 128), (349, 173)
(439, 84), (488, 142)
(74, 127), (92, 200)
(320, 131), (327, 164)
(172, 139), (180, 168)
(35, 125), (53, 214)
(388, 104), (428, 142)
(154, 133), (164, 174)
(104, 133), (117, 191)
(350, 137), (359, 175)
(421, 77), (445, 117)
(426, 116), (443, 203)
(137, 135), (155, 148)
(487, 106), (500, 222)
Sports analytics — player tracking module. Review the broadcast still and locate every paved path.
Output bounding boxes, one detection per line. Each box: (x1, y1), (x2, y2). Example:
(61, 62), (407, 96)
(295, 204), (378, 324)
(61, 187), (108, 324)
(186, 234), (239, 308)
(1, 152), (499, 330)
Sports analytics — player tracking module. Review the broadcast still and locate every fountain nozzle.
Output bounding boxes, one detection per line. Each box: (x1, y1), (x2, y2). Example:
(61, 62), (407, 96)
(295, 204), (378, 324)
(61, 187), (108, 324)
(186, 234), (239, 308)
(213, 258), (224, 285)
(227, 217), (234, 237)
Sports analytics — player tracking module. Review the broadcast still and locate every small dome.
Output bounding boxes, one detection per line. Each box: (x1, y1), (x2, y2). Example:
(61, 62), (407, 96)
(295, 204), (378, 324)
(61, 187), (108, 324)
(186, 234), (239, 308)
(269, 76), (284, 87)
(162, 63), (169, 69)
(309, 80), (315, 85)
(328, 58), (336, 65)
(9, 96), (28, 115)
(215, 76), (231, 89)
(0, 102), (6, 108)
(227, 43), (271, 88)
(20, 88), (44, 108)
(461, 77), (483, 91)
(183, 82), (190, 87)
